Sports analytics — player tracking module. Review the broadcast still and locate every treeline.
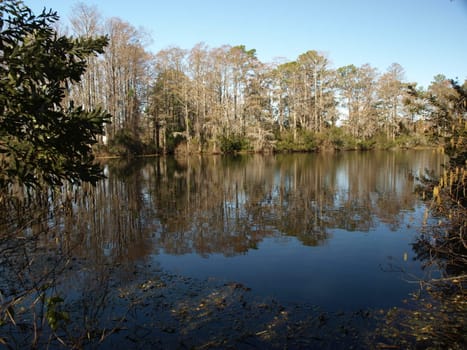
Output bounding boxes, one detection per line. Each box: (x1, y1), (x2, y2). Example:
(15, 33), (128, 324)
(65, 4), (465, 155)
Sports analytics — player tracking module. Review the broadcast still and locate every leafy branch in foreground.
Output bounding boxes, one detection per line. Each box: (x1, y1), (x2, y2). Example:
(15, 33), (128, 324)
(1, 0), (113, 347)
(0, 0), (110, 191)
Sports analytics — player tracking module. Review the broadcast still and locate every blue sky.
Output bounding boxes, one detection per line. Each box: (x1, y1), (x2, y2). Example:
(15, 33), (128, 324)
(27, 0), (467, 88)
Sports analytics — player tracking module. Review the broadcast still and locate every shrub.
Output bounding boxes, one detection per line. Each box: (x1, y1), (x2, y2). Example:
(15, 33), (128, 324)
(109, 129), (144, 156)
(219, 134), (249, 153)
(275, 130), (318, 152)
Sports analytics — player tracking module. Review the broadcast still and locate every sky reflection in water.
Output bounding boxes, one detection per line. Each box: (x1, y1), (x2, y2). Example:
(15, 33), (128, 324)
(106, 150), (445, 311)
(52, 150), (446, 312)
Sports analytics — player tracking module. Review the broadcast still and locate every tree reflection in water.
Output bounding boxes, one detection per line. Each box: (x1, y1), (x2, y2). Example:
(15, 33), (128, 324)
(1, 150), (447, 348)
(64, 151), (444, 262)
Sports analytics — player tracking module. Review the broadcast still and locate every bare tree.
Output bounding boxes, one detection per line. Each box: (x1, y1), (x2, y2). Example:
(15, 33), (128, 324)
(336, 64), (378, 140)
(377, 63), (405, 139)
(102, 17), (152, 143)
(68, 3), (104, 120)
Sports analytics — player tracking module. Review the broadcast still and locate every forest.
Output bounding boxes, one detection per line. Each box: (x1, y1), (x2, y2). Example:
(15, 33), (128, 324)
(60, 4), (462, 156)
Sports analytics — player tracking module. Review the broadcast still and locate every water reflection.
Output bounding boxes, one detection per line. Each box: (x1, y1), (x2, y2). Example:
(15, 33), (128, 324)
(64, 150), (444, 262)
(0, 148), (451, 350)
(0, 150), (446, 315)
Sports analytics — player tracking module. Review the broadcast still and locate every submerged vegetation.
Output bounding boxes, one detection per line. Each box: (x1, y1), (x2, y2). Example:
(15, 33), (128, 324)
(0, 0), (466, 348)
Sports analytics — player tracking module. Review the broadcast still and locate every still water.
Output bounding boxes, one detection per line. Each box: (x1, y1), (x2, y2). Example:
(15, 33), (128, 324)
(67, 150), (445, 312)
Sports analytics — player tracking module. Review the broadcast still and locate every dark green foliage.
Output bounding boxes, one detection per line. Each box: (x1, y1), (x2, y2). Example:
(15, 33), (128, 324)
(109, 129), (145, 156)
(45, 296), (69, 331)
(445, 80), (467, 169)
(356, 138), (377, 150)
(393, 134), (428, 148)
(275, 130), (318, 152)
(219, 134), (249, 153)
(0, 0), (110, 189)
(313, 127), (359, 150)
(166, 131), (185, 153)
(324, 126), (346, 149)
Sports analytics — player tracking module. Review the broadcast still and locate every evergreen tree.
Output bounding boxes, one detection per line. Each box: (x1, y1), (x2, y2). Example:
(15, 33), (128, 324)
(0, 0), (110, 190)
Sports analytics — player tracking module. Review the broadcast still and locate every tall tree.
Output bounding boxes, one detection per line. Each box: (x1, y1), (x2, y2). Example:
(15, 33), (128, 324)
(150, 47), (190, 153)
(68, 6), (152, 148)
(426, 74), (459, 138)
(188, 42), (210, 148)
(336, 64), (378, 139)
(68, 3), (105, 138)
(273, 61), (301, 141)
(296, 50), (333, 132)
(402, 83), (429, 134)
(244, 58), (275, 152)
(377, 63), (405, 139)
(204, 45), (232, 151)
(227, 45), (259, 136)
(103, 17), (151, 140)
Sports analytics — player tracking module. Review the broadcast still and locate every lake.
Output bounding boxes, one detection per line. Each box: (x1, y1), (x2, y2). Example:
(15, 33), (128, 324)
(2, 149), (450, 348)
(58, 150), (445, 312)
